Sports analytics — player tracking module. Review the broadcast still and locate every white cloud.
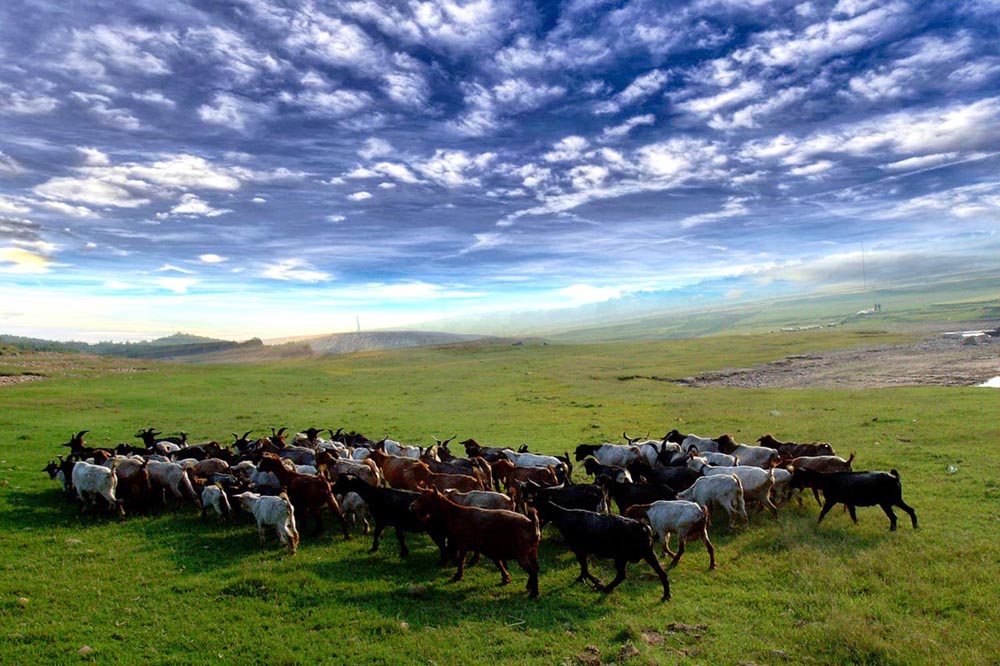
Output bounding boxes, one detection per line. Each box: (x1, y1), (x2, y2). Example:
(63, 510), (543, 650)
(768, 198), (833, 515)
(0, 84), (59, 115)
(327, 214), (346, 223)
(544, 136), (590, 162)
(156, 263), (195, 274)
(0, 247), (53, 274)
(0, 151), (24, 175)
(601, 114), (656, 141)
(459, 232), (506, 255)
(676, 80), (763, 116)
(33, 176), (151, 208)
(749, 1), (912, 68)
(155, 277), (198, 294)
(59, 24), (174, 79)
(347, 191), (373, 201)
(78, 147), (110, 166)
(198, 92), (271, 131)
(71, 92), (141, 130)
(594, 69), (669, 115)
(789, 160), (834, 176)
(36, 200), (99, 218)
(679, 197), (750, 228)
(0, 196), (32, 215)
(359, 138), (393, 160)
(415, 149), (495, 187)
(882, 152), (960, 171)
(262, 258), (330, 282)
(557, 284), (623, 305)
(282, 88), (372, 118)
(131, 90), (176, 107)
(199, 253), (227, 263)
(168, 193), (233, 217)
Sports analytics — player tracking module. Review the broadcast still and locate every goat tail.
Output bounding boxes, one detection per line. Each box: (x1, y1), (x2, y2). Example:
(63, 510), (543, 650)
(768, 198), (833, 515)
(183, 468), (201, 507)
(527, 505), (541, 542)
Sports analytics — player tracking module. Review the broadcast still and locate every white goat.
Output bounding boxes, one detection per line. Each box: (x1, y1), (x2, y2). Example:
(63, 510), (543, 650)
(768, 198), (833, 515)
(574, 443), (643, 467)
(233, 491), (299, 554)
(72, 460), (123, 518)
(625, 500), (716, 569)
(689, 458), (778, 516)
(335, 491), (371, 534)
(232, 461), (281, 494)
(442, 489), (516, 511)
(677, 475), (747, 526)
(201, 484), (232, 522)
(381, 439), (422, 458)
(147, 460), (199, 507)
(716, 434), (780, 469)
(502, 450), (563, 469)
(691, 450), (738, 467)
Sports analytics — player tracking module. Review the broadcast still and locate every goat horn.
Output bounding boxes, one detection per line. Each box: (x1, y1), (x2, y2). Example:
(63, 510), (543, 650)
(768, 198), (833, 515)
(277, 427), (288, 436)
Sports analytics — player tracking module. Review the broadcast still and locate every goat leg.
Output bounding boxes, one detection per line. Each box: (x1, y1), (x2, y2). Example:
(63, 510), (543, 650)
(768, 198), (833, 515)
(880, 503), (898, 531)
(393, 526), (410, 558)
(574, 553), (603, 589)
(451, 550), (468, 582)
(897, 500), (918, 529)
(702, 532), (717, 570)
(493, 559), (512, 586)
(669, 540), (685, 569)
(601, 558), (629, 594)
(369, 523), (386, 554)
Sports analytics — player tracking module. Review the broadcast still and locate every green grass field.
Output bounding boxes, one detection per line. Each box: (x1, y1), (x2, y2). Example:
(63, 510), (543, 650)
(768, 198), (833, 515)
(1, 330), (999, 665)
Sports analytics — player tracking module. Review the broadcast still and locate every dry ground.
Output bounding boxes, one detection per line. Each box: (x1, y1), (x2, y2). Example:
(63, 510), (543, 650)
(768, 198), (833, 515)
(684, 324), (1000, 389)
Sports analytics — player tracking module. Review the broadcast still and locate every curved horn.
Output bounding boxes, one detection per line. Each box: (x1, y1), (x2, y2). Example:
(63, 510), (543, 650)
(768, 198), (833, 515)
(76, 430), (89, 440)
(432, 435), (442, 444)
(277, 427), (288, 437)
(242, 430), (253, 440)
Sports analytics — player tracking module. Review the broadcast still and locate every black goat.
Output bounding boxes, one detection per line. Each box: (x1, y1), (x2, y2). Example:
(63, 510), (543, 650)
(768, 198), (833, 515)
(532, 496), (670, 600)
(331, 475), (450, 564)
(595, 474), (677, 514)
(626, 461), (700, 492)
(791, 468), (918, 531)
(582, 458), (631, 483)
(516, 480), (607, 517)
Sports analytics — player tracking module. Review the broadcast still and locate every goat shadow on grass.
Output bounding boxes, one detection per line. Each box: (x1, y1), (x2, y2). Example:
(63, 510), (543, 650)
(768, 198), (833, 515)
(1, 487), (123, 532)
(734, 511), (894, 556)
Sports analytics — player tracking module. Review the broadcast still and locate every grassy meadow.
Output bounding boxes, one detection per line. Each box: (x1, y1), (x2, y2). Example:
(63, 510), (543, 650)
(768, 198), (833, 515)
(1, 329), (999, 665)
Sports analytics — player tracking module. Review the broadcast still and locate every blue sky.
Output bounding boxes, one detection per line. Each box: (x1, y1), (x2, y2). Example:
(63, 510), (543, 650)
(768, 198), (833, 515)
(1, 0), (999, 341)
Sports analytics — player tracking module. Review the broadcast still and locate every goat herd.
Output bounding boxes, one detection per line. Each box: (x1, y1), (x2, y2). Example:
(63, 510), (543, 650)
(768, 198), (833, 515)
(43, 426), (919, 601)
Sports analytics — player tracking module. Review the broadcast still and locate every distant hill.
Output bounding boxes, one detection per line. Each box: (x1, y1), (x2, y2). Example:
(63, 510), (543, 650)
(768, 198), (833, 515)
(0, 332), (256, 359)
(0, 330), (497, 363)
(284, 330), (489, 355)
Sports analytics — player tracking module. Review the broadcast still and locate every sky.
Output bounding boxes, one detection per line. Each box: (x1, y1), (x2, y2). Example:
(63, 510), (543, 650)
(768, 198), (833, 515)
(1, 0), (1000, 341)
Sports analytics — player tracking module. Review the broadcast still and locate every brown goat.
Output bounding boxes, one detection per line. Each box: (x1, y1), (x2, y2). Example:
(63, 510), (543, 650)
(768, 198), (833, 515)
(114, 458), (153, 514)
(316, 450), (381, 487)
(491, 459), (559, 492)
(258, 453), (349, 539)
(367, 449), (427, 489)
(411, 465), (484, 493)
(757, 434), (836, 458)
(787, 453), (856, 505)
(410, 487), (541, 598)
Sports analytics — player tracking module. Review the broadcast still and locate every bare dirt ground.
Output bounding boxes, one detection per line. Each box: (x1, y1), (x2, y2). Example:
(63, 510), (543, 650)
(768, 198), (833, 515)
(684, 324), (1000, 389)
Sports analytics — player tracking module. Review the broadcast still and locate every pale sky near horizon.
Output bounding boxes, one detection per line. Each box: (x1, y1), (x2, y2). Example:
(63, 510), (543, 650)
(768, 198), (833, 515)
(2, 0), (1000, 341)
